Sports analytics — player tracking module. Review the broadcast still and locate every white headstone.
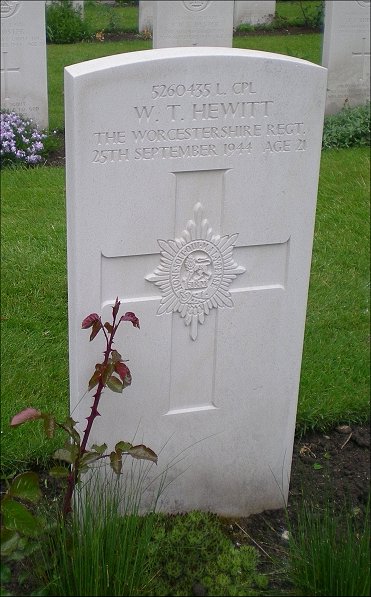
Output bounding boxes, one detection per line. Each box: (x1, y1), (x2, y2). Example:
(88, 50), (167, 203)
(72, 1), (84, 16)
(234, 1), (276, 26)
(152, 0), (234, 49)
(322, 0), (370, 115)
(139, 0), (153, 33)
(65, 47), (327, 516)
(46, 0), (84, 15)
(1, 0), (48, 129)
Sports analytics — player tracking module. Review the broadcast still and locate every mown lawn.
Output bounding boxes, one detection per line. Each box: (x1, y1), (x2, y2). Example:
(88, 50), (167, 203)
(1, 147), (369, 472)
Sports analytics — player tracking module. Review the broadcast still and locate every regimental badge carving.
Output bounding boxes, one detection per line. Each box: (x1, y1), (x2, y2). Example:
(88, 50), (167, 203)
(1, 1), (20, 18)
(146, 202), (245, 341)
(182, 1), (210, 12)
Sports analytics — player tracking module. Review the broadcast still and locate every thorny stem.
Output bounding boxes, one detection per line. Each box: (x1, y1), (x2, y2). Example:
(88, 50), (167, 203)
(62, 311), (120, 518)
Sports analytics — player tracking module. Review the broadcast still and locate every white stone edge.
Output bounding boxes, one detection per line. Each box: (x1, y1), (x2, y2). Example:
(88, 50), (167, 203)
(64, 46), (327, 78)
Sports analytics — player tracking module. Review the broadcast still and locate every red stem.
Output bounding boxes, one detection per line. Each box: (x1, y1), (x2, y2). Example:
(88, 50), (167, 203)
(62, 314), (119, 518)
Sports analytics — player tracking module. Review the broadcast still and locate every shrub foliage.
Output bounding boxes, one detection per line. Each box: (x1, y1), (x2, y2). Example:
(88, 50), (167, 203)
(46, 0), (90, 44)
(322, 102), (370, 149)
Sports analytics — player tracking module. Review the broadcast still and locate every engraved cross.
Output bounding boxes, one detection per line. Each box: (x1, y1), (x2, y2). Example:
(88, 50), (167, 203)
(1, 51), (20, 101)
(352, 37), (370, 81)
(101, 169), (289, 415)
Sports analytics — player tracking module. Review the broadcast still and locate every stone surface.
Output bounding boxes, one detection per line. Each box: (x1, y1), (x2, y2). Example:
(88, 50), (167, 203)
(234, 1), (276, 26)
(46, 0), (84, 15)
(65, 47), (327, 516)
(322, 0), (370, 115)
(152, 0), (234, 49)
(1, 0), (48, 129)
(139, 0), (153, 33)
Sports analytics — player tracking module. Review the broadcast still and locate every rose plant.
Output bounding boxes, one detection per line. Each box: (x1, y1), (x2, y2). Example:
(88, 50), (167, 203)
(1, 298), (157, 558)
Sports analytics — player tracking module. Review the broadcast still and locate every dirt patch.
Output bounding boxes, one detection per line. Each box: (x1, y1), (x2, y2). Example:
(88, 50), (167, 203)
(2, 423), (369, 595)
(222, 422), (370, 593)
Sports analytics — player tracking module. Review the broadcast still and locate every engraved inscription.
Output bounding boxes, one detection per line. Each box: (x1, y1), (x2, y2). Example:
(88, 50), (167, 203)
(146, 202), (245, 340)
(91, 78), (309, 164)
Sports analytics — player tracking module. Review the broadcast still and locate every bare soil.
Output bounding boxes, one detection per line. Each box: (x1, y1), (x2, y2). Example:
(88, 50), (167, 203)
(2, 422), (369, 595)
(222, 422), (370, 594)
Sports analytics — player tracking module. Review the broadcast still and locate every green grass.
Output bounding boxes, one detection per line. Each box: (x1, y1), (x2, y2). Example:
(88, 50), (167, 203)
(34, 473), (160, 596)
(275, 0), (324, 28)
(233, 32), (321, 63)
(298, 148), (370, 433)
(46, 33), (322, 131)
(1, 166), (68, 473)
(1, 148), (369, 473)
(83, 1), (324, 35)
(47, 39), (151, 130)
(287, 498), (370, 595)
(84, 1), (139, 34)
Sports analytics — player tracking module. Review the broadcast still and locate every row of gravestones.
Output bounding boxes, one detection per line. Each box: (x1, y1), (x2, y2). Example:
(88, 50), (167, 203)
(140, 0), (277, 31)
(1, 0), (370, 129)
(1, 0), (370, 516)
(0, 0), (83, 129)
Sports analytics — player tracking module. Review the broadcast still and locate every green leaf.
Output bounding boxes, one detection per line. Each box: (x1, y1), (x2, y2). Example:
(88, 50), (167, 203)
(111, 349), (122, 362)
(109, 451), (122, 475)
(79, 451), (102, 467)
(313, 462), (323, 470)
(31, 587), (50, 596)
(60, 417), (80, 445)
(49, 466), (69, 479)
(42, 414), (56, 439)
(104, 322), (113, 333)
(53, 448), (74, 464)
(1, 498), (41, 537)
(102, 363), (114, 385)
(115, 441), (132, 453)
(88, 369), (101, 391)
(7, 472), (41, 503)
(91, 443), (107, 455)
(0, 561), (12, 583)
(128, 444), (158, 464)
(106, 375), (123, 393)
(0, 528), (20, 557)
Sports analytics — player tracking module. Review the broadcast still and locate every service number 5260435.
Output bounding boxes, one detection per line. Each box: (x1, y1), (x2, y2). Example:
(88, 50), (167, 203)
(152, 83), (211, 99)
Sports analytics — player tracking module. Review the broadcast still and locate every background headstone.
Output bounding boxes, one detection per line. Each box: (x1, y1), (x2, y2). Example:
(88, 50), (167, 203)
(152, 0), (234, 49)
(234, 0), (276, 27)
(65, 47), (327, 516)
(72, 0), (84, 15)
(1, 0), (48, 129)
(139, 0), (153, 33)
(322, 0), (370, 114)
(46, 1), (84, 16)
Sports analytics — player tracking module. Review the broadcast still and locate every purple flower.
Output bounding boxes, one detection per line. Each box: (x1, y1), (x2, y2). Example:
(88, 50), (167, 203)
(1, 109), (47, 167)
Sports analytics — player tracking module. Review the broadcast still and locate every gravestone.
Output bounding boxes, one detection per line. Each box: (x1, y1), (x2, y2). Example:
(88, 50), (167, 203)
(46, 1), (84, 16)
(139, 0), (153, 33)
(152, 0), (234, 49)
(72, 0), (84, 15)
(1, 0), (48, 129)
(65, 47), (327, 516)
(234, 0), (276, 27)
(322, 0), (370, 115)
